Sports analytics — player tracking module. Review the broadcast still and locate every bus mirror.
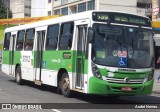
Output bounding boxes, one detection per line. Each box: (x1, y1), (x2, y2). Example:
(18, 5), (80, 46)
(88, 27), (93, 43)
(85, 27), (93, 59)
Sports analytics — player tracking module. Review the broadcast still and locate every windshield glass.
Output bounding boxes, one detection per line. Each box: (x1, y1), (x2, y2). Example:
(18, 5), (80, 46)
(92, 23), (154, 68)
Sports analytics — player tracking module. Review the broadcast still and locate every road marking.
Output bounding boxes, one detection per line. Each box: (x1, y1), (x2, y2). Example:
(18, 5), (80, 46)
(51, 109), (61, 112)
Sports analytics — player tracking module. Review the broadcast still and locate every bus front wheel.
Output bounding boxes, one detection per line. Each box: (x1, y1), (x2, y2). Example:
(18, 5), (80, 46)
(60, 73), (72, 97)
(15, 66), (23, 85)
(108, 95), (120, 99)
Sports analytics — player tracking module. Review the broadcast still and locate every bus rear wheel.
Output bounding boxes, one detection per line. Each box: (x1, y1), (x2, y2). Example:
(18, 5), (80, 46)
(60, 73), (72, 97)
(15, 66), (23, 85)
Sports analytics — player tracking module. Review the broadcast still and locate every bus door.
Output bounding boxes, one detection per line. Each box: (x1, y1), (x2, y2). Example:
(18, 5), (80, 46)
(34, 30), (45, 85)
(9, 33), (16, 76)
(76, 24), (88, 89)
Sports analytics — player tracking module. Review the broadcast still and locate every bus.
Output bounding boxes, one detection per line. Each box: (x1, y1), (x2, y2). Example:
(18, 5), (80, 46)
(1, 10), (154, 97)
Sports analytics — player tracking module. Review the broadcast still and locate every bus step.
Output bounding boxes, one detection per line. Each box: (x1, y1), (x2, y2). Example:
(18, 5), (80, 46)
(73, 88), (84, 93)
(34, 80), (42, 86)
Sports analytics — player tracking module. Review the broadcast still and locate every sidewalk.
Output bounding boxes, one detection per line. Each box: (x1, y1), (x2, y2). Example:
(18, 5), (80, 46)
(152, 69), (160, 94)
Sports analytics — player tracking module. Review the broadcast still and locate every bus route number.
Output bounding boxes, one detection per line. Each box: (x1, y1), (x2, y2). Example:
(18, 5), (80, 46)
(22, 56), (30, 62)
(97, 14), (109, 20)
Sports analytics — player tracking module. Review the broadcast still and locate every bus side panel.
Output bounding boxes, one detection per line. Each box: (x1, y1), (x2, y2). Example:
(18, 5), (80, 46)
(41, 50), (74, 87)
(41, 70), (57, 86)
(20, 51), (35, 81)
(14, 51), (21, 66)
(13, 51), (22, 78)
(1, 51), (10, 75)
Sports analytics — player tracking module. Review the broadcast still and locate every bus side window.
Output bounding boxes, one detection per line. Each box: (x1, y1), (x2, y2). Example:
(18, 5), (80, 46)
(59, 22), (74, 50)
(46, 24), (59, 50)
(24, 29), (35, 50)
(3, 32), (11, 50)
(16, 30), (25, 50)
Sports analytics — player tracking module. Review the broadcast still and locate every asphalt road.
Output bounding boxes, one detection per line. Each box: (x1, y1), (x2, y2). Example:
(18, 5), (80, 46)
(0, 71), (160, 112)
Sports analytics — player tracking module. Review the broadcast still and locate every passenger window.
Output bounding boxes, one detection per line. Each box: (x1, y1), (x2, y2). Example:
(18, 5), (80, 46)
(24, 29), (35, 50)
(46, 24), (59, 50)
(16, 30), (25, 50)
(3, 32), (11, 51)
(59, 22), (74, 50)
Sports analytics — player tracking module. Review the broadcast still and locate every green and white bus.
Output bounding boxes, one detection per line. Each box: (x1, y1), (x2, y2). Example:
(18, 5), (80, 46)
(2, 11), (154, 97)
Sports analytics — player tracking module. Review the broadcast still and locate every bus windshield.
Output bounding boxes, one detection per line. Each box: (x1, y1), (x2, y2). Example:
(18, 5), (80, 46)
(92, 23), (154, 68)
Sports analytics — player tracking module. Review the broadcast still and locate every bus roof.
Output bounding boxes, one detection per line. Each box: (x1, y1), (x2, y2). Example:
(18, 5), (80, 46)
(5, 10), (150, 32)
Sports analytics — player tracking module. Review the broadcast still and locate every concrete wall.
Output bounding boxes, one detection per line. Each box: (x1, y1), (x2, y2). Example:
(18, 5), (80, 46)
(53, 0), (80, 7)
(31, 0), (46, 17)
(10, 0), (24, 18)
(45, 0), (53, 16)
(10, 0), (31, 18)
(98, 0), (138, 14)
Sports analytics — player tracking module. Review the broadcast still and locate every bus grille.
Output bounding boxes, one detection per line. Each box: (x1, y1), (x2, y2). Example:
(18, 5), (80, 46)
(105, 77), (145, 84)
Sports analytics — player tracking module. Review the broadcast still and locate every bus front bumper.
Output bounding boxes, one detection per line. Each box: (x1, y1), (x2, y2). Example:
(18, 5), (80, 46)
(89, 77), (154, 95)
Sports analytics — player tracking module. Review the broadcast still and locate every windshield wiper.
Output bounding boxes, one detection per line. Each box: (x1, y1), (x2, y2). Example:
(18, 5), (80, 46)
(104, 33), (107, 41)
(129, 37), (135, 55)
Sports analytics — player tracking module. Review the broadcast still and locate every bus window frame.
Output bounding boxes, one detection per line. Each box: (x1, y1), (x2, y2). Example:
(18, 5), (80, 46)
(3, 32), (11, 51)
(58, 21), (74, 50)
(46, 24), (60, 50)
(24, 28), (35, 51)
(16, 30), (25, 51)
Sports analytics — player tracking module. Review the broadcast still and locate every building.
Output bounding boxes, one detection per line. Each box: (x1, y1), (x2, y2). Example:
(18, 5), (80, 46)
(46, 0), (53, 16)
(31, 0), (46, 17)
(10, 0), (31, 18)
(52, 0), (152, 17)
(29, 0), (152, 18)
(2, 0), (152, 18)
(53, 0), (95, 15)
(31, 0), (53, 17)
(0, 0), (10, 9)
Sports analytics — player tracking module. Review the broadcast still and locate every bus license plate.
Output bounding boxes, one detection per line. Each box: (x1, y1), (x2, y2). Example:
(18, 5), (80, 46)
(121, 87), (132, 91)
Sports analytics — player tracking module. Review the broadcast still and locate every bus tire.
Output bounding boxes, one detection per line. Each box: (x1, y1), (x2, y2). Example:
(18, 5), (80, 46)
(60, 73), (72, 97)
(108, 95), (120, 99)
(15, 66), (23, 85)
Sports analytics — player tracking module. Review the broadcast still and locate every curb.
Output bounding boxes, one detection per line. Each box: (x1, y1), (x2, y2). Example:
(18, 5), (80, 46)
(152, 91), (160, 94)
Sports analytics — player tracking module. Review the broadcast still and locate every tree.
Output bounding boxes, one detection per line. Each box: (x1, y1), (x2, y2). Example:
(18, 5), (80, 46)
(0, 0), (7, 19)
(0, 0), (12, 19)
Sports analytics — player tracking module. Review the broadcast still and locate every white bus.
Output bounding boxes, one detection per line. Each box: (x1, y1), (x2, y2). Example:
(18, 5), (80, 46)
(2, 10), (154, 97)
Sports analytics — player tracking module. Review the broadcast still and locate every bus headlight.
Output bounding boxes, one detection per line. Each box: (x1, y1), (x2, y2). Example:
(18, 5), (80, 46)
(92, 63), (102, 79)
(148, 69), (154, 81)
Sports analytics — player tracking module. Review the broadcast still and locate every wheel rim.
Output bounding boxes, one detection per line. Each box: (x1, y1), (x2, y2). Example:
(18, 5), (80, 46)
(16, 72), (20, 82)
(62, 77), (70, 92)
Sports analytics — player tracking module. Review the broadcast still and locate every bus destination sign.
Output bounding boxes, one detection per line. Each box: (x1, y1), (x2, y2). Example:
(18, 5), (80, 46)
(114, 15), (146, 25)
(92, 12), (151, 27)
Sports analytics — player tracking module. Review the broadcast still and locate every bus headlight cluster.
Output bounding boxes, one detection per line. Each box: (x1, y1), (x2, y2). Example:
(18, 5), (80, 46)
(148, 69), (154, 81)
(92, 63), (102, 79)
